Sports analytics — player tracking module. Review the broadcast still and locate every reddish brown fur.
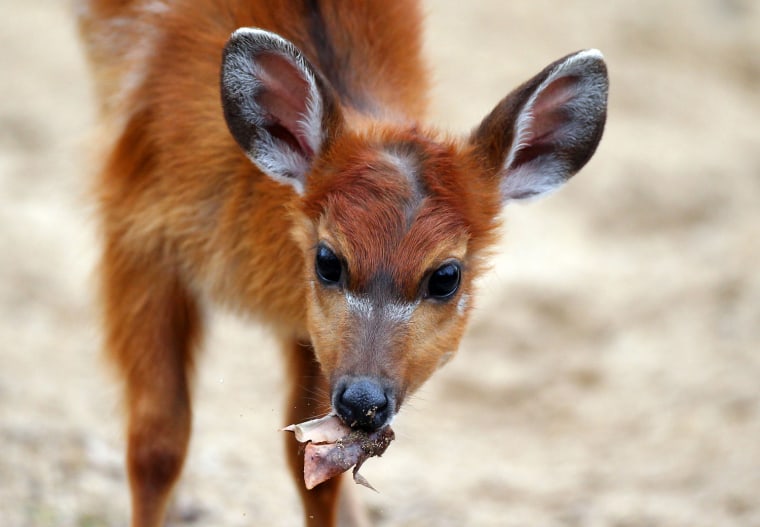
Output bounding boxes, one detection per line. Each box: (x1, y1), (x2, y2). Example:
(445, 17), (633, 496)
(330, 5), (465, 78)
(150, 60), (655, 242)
(78, 2), (480, 525)
(301, 129), (500, 292)
(75, 1), (605, 526)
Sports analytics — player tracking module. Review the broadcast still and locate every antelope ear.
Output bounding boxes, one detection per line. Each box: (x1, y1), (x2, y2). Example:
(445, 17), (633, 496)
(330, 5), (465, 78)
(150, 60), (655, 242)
(470, 49), (608, 202)
(221, 28), (342, 193)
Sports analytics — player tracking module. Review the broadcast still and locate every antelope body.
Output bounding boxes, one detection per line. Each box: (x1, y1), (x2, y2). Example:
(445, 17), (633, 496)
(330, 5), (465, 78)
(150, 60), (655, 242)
(77, 1), (608, 525)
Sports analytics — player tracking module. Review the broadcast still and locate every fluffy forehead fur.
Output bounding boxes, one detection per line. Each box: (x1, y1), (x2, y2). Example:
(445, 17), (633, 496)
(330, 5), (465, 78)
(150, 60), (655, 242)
(297, 126), (502, 296)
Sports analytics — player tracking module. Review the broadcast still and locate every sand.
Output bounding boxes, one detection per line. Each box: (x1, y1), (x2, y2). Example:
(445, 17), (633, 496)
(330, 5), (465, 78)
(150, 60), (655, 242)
(1, 0), (759, 526)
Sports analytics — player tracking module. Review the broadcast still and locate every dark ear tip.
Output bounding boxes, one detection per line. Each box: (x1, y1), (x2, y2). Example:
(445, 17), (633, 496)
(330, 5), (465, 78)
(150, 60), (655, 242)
(579, 48), (605, 61)
(570, 49), (605, 67)
(558, 48), (607, 78)
(222, 28), (297, 69)
(226, 27), (277, 46)
(565, 49), (610, 112)
(573, 49), (608, 76)
(223, 28), (259, 57)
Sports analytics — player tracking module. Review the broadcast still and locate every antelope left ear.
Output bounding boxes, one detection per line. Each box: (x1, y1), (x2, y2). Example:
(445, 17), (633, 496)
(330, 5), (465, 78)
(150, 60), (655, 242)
(470, 49), (609, 202)
(220, 28), (343, 194)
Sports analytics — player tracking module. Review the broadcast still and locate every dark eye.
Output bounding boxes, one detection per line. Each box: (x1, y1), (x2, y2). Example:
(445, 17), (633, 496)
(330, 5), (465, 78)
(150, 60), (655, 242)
(427, 262), (461, 299)
(315, 245), (343, 285)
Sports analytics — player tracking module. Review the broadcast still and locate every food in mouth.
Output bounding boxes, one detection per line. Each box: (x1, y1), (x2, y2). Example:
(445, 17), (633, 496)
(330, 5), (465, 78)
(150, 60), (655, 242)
(284, 414), (395, 490)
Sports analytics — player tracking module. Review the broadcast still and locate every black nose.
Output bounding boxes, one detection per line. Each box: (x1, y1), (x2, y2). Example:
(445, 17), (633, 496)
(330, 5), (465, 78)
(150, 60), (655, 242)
(334, 377), (392, 431)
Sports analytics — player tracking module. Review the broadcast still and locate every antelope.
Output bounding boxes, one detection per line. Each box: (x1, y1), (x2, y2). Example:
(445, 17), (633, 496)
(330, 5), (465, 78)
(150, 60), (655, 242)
(77, 0), (608, 525)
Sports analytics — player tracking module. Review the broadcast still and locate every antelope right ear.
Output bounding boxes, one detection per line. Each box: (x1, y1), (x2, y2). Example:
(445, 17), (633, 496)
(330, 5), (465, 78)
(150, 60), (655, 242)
(470, 49), (609, 202)
(221, 28), (343, 194)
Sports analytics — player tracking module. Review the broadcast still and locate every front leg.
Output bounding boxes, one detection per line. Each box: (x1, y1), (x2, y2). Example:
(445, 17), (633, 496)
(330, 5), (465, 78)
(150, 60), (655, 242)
(283, 339), (342, 526)
(102, 239), (202, 527)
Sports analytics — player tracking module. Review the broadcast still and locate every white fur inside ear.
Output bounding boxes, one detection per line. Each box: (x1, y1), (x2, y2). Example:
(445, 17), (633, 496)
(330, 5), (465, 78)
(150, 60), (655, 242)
(500, 159), (567, 201)
(299, 87), (324, 159)
(249, 135), (309, 194)
(501, 49), (606, 202)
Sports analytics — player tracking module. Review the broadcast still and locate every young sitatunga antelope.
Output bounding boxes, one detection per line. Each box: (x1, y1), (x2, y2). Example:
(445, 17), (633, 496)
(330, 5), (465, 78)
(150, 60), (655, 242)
(77, 0), (608, 525)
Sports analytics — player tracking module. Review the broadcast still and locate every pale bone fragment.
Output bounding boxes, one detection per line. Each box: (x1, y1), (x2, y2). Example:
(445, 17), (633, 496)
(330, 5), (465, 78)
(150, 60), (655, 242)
(284, 414), (395, 490)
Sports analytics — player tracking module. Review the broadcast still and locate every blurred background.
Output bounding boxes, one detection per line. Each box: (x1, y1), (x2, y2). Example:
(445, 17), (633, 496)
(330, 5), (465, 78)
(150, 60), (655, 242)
(1, 0), (758, 526)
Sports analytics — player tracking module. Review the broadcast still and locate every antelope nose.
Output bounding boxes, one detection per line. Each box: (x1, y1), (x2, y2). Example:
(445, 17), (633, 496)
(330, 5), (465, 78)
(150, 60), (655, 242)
(334, 378), (390, 431)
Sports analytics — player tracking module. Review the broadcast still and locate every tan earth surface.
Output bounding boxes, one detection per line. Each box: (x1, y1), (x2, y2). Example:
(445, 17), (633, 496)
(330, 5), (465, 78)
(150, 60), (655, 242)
(1, 1), (759, 526)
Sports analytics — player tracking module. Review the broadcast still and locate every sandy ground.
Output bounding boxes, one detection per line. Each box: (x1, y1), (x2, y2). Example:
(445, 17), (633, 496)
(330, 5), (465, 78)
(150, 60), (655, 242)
(1, 0), (759, 526)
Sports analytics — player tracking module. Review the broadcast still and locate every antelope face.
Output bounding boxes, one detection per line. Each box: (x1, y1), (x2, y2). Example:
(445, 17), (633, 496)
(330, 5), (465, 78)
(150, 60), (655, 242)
(294, 133), (499, 430)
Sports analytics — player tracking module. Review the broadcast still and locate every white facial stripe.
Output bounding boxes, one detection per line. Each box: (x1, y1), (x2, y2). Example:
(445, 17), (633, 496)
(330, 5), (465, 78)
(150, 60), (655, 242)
(344, 292), (418, 324)
(380, 147), (428, 228)
(456, 293), (470, 316)
(345, 292), (374, 318)
(381, 150), (417, 185)
(384, 299), (420, 323)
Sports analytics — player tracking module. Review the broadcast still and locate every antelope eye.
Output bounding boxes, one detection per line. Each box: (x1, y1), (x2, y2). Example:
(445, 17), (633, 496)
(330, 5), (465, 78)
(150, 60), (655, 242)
(315, 245), (342, 285)
(427, 262), (461, 299)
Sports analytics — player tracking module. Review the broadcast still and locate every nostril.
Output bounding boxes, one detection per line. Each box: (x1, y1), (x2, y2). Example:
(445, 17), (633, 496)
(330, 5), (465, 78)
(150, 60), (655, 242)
(336, 378), (390, 430)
